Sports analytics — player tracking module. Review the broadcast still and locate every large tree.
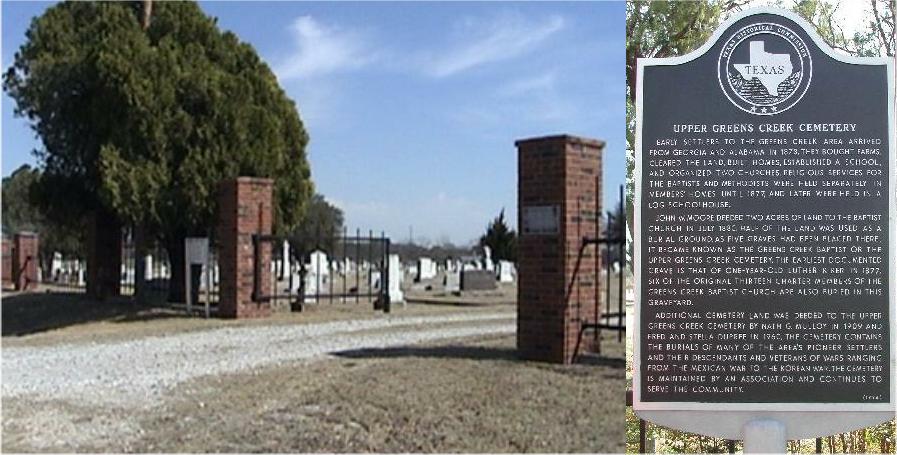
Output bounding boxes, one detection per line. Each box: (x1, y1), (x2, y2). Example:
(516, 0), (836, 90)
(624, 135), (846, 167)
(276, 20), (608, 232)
(287, 193), (344, 257)
(2, 165), (84, 273)
(4, 1), (313, 301)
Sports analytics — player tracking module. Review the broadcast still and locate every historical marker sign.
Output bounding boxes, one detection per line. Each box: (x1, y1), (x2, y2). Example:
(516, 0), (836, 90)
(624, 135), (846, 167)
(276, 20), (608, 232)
(633, 8), (895, 439)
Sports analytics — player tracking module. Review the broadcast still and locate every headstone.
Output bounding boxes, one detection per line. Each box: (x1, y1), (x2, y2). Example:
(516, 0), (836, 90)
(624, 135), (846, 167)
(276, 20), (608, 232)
(304, 271), (318, 303)
(388, 254), (404, 304)
(497, 260), (515, 283)
(121, 264), (134, 285)
(280, 240), (290, 280)
(308, 250), (329, 284)
(144, 254), (153, 281)
(51, 252), (63, 281)
(444, 269), (461, 293)
(369, 270), (381, 290)
(460, 269), (496, 291)
(416, 257), (436, 281)
(633, 7), (895, 443)
(483, 245), (494, 271)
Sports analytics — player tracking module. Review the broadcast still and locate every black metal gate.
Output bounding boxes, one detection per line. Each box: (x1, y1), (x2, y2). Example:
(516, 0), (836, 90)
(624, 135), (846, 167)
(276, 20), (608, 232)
(573, 184), (627, 358)
(253, 228), (392, 313)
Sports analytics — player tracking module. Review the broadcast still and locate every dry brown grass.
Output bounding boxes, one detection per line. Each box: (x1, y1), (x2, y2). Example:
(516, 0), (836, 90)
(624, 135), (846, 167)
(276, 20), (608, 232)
(4, 333), (623, 453)
(1, 290), (510, 348)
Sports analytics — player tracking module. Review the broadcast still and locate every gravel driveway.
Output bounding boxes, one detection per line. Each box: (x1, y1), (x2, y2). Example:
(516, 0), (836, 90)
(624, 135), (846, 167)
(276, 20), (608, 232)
(3, 311), (515, 409)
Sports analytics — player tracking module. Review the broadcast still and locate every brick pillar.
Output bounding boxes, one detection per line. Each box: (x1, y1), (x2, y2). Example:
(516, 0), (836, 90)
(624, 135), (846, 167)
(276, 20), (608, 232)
(87, 210), (121, 299)
(516, 135), (604, 364)
(12, 232), (39, 291)
(217, 177), (273, 318)
(2, 237), (12, 288)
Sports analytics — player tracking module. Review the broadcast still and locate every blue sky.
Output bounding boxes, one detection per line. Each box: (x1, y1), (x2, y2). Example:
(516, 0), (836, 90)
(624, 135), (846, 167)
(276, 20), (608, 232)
(2, 1), (625, 245)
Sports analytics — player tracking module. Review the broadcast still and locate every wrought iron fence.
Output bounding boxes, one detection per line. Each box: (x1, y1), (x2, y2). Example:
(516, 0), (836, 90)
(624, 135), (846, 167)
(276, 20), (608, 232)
(259, 228), (392, 313)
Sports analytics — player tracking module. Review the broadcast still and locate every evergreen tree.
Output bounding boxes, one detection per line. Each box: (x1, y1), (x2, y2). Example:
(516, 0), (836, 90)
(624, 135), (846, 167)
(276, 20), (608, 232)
(4, 2), (313, 301)
(478, 209), (517, 263)
(2, 165), (84, 273)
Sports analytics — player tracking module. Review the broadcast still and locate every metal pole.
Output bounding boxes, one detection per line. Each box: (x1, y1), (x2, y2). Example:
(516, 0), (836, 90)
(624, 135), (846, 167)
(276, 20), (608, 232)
(328, 227), (334, 304)
(185, 238), (192, 314)
(355, 228), (360, 304)
(638, 419), (647, 454)
(205, 253), (210, 319)
(603, 215), (610, 345)
(383, 232), (390, 313)
(368, 229), (373, 305)
(342, 226), (347, 303)
(619, 184), (625, 342)
(742, 419), (786, 453)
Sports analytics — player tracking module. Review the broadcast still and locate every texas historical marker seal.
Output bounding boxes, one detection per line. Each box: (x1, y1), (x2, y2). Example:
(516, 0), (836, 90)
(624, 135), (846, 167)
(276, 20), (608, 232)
(633, 8), (895, 450)
(718, 22), (812, 115)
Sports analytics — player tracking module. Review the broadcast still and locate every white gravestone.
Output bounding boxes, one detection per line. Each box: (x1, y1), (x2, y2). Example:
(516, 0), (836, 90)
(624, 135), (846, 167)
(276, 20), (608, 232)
(497, 260), (515, 283)
(444, 270), (461, 293)
(51, 252), (63, 281)
(144, 255), (153, 281)
(483, 246), (494, 271)
(369, 270), (381, 290)
(388, 254), (404, 304)
(417, 257), (436, 281)
(280, 240), (290, 280)
(308, 250), (329, 282)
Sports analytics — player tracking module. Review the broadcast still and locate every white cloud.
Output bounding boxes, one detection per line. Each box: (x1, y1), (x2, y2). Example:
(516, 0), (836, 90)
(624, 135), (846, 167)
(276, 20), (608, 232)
(425, 13), (565, 78)
(275, 16), (374, 80)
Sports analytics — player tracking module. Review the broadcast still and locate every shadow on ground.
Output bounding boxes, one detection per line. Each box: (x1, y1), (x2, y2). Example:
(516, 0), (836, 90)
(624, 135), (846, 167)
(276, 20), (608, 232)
(1, 291), (188, 337)
(332, 344), (625, 369)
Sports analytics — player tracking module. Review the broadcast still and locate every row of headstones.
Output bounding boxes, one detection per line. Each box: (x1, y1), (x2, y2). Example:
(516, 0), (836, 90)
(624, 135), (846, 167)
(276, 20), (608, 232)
(407, 248), (517, 287)
(50, 253), (185, 287)
(271, 243), (404, 304)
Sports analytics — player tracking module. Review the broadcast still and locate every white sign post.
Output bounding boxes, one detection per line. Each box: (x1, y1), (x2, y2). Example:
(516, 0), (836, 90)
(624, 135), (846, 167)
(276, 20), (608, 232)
(185, 237), (211, 318)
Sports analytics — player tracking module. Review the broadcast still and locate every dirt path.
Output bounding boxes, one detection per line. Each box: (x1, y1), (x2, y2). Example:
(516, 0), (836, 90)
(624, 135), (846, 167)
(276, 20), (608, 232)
(3, 309), (625, 453)
(3, 311), (515, 408)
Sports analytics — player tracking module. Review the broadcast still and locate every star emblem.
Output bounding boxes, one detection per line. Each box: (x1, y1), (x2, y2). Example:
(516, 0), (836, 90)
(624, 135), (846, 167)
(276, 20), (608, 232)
(771, 106), (778, 112)
(750, 106), (757, 112)
(761, 107), (768, 113)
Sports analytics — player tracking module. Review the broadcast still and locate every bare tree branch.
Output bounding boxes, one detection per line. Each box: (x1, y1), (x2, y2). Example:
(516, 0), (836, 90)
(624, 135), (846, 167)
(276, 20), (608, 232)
(872, 0), (893, 56)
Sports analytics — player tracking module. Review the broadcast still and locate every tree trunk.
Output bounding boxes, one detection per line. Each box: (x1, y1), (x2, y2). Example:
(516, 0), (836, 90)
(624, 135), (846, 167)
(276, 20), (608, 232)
(141, 0), (153, 30)
(133, 225), (148, 304)
(166, 233), (186, 303)
(165, 232), (202, 304)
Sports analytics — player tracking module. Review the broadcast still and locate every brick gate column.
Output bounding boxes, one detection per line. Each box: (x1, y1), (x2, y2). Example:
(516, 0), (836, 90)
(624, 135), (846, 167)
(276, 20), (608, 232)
(516, 135), (604, 364)
(13, 232), (39, 291)
(217, 177), (273, 318)
(87, 211), (121, 299)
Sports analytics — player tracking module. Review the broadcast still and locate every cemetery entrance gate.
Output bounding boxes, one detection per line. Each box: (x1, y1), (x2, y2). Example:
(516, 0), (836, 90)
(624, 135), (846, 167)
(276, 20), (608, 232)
(252, 229), (392, 313)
